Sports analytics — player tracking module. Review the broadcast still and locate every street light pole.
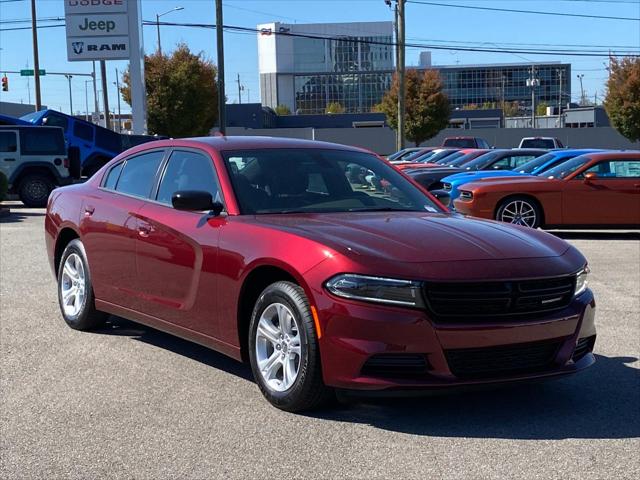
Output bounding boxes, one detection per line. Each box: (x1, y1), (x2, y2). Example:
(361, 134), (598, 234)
(84, 80), (91, 121)
(156, 6), (184, 56)
(556, 68), (564, 127)
(114, 68), (122, 132)
(397, 0), (406, 151)
(64, 74), (73, 115)
(216, 0), (226, 134)
(30, 0), (42, 111)
(526, 66), (539, 129)
(577, 74), (585, 106)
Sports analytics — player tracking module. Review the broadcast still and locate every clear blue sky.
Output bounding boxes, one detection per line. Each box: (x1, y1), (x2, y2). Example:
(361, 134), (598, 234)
(0, 0), (638, 115)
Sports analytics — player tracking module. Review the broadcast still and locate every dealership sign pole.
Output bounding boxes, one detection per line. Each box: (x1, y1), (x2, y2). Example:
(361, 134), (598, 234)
(64, 0), (147, 134)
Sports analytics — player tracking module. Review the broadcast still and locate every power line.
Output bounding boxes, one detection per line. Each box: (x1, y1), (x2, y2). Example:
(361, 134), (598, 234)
(406, 1), (640, 21)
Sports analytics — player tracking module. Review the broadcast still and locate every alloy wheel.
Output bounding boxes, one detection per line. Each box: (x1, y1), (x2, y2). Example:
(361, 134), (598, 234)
(499, 200), (538, 228)
(60, 253), (86, 317)
(255, 302), (303, 392)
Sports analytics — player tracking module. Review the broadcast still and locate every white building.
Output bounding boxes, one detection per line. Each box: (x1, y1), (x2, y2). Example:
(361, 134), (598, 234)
(257, 21), (394, 114)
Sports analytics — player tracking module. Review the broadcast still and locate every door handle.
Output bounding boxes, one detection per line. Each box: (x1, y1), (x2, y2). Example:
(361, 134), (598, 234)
(3, 158), (15, 162)
(84, 205), (95, 216)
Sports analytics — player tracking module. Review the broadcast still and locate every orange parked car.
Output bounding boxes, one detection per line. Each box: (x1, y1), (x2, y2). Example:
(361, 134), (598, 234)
(454, 151), (640, 228)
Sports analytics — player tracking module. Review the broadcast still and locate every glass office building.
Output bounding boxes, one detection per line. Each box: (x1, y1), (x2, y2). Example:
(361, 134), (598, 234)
(258, 22), (394, 114)
(258, 23), (571, 115)
(436, 63), (571, 110)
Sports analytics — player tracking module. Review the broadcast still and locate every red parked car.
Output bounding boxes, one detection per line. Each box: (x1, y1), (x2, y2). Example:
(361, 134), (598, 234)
(45, 137), (596, 412)
(455, 151), (640, 228)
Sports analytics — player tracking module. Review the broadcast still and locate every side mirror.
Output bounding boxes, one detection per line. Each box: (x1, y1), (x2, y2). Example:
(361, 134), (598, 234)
(431, 189), (451, 208)
(584, 172), (598, 183)
(172, 190), (224, 216)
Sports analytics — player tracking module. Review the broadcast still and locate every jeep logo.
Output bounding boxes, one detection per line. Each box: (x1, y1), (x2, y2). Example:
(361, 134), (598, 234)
(79, 18), (117, 33)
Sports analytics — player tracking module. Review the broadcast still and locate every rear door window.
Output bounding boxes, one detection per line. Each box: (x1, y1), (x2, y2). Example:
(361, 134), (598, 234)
(115, 150), (165, 198)
(0, 131), (17, 152)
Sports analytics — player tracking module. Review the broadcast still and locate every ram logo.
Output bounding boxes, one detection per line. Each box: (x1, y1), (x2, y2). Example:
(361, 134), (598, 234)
(72, 42), (84, 54)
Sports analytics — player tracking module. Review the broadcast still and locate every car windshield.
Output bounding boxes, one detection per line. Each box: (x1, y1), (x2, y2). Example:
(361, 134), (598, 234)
(517, 153), (557, 174)
(521, 138), (554, 149)
(460, 151), (500, 170)
(446, 151), (482, 167)
(223, 148), (443, 215)
(543, 155), (591, 179)
(402, 149), (429, 162)
(444, 138), (475, 148)
(434, 151), (465, 165)
(409, 150), (438, 163)
(423, 149), (457, 163)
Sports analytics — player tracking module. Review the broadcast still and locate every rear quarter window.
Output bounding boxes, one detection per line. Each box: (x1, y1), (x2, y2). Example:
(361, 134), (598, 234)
(20, 129), (66, 155)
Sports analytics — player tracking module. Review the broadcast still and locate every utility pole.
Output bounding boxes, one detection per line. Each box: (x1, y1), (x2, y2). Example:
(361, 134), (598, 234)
(92, 61), (99, 119)
(556, 68), (564, 127)
(114, 68), (122, 132)
(526, 65), (539, 128)
(84, 80), (91, 121)
(100, 60), (111, 130)
(236, 73), (244, 104)
(397, 0), (406, 151)
(64, 75), (73, 115)
(215, 0), (226, 134)
(30, 0), (42, 111)
(577, 74), (585, 106)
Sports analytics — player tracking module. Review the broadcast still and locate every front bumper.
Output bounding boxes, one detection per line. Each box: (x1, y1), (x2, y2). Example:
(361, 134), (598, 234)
(315, 288), (596, 391)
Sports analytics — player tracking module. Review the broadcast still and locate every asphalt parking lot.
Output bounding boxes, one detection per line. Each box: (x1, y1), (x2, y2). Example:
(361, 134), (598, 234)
(1, 203), (639, 479)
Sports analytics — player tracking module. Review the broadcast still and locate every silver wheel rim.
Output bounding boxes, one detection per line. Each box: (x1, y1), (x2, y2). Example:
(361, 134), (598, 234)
(499, 200), (537, 227)
(255, 303), (302, 392)
(60, 253), (86, 317)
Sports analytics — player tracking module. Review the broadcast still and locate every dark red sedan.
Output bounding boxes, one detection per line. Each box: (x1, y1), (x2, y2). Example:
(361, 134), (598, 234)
(45, 137), (596, 412)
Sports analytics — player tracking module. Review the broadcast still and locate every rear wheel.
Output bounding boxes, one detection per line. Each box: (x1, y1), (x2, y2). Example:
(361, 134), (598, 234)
(57, 239), (107, 330)
(496, 196), (542, 228)
(18, 173), (54, 208)
(248, 281), (331, 412)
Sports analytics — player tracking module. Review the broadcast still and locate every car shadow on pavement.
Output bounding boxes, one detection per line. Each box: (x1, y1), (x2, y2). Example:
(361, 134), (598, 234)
(548, 230), (640, 241)
(0, 210), (45, 223)
(93, 316), (254, 381)
(315, 354), (640, 440)
(93, 317), (639, 440)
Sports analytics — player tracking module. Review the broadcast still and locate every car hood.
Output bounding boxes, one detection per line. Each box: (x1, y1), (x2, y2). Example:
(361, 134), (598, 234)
(254, 212), (570, 263)
(463, 175), (558, 190)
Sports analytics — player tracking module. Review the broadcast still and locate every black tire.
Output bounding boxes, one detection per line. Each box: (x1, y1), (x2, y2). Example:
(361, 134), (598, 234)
(248, 281), (332, 412)
(18, 173), (54, 208)
(496, 196), (543, 229)
(57, 239), (107, 331)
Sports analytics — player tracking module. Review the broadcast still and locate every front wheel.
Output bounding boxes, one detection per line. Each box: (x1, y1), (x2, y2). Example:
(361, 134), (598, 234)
(248, 281), (331, 412)
(496, 196), (542, 229)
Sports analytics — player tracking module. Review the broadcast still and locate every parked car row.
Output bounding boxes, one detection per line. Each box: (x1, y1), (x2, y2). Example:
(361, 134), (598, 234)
(385, 145), (640, 229)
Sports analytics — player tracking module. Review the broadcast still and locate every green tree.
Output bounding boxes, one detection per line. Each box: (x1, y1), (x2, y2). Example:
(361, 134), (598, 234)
(604, 56), (640, 142)
(325, 102), (345, 114)
(377, 69), (451, 146)
(536, 102), (549, 116)
(121, 44), (218, 137)
(274, 104), (291, 115)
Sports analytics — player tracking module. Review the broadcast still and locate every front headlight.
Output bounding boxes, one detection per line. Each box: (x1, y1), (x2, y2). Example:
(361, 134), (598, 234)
(459, 190), (473, 200)
(325, 274), (424, 308)
(574, 266), (590, 296)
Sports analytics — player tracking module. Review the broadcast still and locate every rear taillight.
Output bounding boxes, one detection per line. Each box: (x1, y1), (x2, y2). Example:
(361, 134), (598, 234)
(63, 158), (70, 169)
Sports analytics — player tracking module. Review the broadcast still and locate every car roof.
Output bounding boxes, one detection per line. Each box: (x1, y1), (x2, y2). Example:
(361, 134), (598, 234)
(134, 136), (370, 154)
(578, 150), (640, 159)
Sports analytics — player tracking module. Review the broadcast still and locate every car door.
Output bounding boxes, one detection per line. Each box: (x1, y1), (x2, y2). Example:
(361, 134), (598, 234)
(561, 159), (640, 225)
(80, 149), (166, 308)
(134, 148), (226, 339)
(0, 130), (18, 183)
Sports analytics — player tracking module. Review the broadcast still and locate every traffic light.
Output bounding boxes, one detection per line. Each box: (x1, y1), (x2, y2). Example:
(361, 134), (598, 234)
(1, 76), (7, 92)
